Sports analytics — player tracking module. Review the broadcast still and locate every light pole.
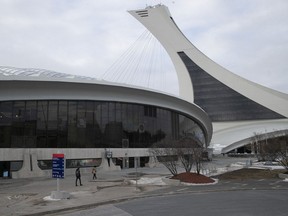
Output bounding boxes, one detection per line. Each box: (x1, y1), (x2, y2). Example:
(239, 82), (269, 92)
(135, 157), (139, 191)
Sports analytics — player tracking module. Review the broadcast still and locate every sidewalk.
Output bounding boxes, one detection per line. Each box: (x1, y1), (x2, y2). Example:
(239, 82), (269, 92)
(0, 156), (252, 216)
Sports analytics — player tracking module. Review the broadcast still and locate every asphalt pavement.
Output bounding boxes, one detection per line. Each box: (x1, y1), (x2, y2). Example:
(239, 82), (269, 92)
(0, 156), (287, 216)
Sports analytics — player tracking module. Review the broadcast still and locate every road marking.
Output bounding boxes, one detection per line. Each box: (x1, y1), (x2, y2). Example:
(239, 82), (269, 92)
(270, 181), (281, 185)
(177, 188), (188, 192)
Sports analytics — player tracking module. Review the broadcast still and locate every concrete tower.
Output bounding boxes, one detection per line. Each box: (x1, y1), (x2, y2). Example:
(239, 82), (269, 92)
(129, 4), (288, 153)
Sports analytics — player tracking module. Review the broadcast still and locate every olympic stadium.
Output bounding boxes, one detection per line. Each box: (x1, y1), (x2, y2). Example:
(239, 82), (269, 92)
(1, 4), (288, 178)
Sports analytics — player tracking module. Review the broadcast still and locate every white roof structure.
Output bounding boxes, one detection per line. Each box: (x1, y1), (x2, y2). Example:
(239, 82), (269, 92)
(129, 4), (288, 153)
(0, 66), (98, 81)
(0, 65), (213, 145)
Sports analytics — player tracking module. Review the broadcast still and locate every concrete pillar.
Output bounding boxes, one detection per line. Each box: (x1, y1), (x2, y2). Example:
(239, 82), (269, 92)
(147, 156), (158, 168)
(12, 149), (46, 178)
(98, 151), (121, 171)
(134, 157), (140, 168)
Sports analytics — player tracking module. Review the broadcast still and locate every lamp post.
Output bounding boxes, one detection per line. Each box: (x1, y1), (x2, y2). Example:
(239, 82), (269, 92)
(135, 157), (139, 191)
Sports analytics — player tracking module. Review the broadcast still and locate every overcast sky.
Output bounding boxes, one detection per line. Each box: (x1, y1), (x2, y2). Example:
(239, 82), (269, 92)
(0, 0), (287, 95)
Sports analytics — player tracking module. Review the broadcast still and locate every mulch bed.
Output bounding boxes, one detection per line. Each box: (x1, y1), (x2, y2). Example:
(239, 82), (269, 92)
(213, 168), (284, 180)
(169, 168), (286, 184)
(171, 172), (215, 184)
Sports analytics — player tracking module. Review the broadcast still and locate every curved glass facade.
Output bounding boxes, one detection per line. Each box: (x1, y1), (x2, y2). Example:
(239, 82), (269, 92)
(0, 100), (205, 148)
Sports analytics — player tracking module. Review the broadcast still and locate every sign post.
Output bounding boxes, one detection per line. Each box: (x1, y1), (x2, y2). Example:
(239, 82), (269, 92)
(52, 153), (65, 192)
(51, 153), (69, 199)
(52, 153), (65, 178)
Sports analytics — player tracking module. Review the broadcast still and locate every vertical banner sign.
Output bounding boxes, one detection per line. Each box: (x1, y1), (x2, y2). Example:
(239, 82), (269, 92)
(52, 153), (65, 179)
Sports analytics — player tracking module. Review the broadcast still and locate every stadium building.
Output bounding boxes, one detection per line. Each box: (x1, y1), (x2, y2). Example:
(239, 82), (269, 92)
(0, 66), (212, 178)
(1, 4), (288, 178)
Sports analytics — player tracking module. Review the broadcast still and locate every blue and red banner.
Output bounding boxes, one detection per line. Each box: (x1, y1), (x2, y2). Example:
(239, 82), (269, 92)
(52, 153), (65, 179)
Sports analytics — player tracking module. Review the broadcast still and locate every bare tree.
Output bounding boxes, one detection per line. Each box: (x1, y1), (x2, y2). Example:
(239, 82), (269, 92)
(192, 147), (204, 175)
(177, 137), (204, 174)
(149, 137), (206, 176)
(250, 132), (264, 160)
(149, 140), (179, 176)
(251, 130), (288, 164)
(265, 134), (283, 162)
(277, 151), (288, 172)
(276, 131), (288, 172)
(177, 138), (194, 173)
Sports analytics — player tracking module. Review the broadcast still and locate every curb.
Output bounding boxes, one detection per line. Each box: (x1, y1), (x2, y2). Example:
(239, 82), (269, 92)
(278, 173), (288, 179)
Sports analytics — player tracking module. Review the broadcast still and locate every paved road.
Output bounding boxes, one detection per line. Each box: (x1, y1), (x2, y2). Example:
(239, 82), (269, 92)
(2, 156), (287, 216)
(116, 190), (288, 216)
(58, 189), (288, 216)
(54, 178), (288, 216)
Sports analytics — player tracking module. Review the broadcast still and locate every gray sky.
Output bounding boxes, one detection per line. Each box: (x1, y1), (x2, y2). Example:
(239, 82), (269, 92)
(0, 0), (287, 95)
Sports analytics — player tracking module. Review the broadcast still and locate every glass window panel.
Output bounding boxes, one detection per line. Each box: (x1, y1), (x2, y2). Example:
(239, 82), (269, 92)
(108, 102), (115, 123)
(11, 101), (25, 147)
(94, 102), (102, 129)
(58, 101), (67, 148)
(77, 101), (86, 148)
(37, 101), (48, 133)
(85, 101), (95, 148)
(47, 101), (58, 131)
(121, 103), (128, 131)
(37, 101), (48, 147)
(12, 101), (25, 122)
(24, 101), (37, 148)
(58, 101), (68, 131)
(101, 102), (108, 133)
(47, 101), (58, 148)
(37, 136), (47, 148)
(115, 103), (121, 122)
(77, 101), (86, 128)
(25, 101), (37, 122)
(67, 101), (77, 148)
(104, 102), (121, 148)
(94, 102), (103, 147)
(86, 102), (94, 126)
(0, 102), (12, 148)
(47, 136), (57, 148)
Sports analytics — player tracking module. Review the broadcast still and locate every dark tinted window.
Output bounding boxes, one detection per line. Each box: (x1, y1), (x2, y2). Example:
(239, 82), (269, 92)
(0, 100), (206, 148)
(178, 51), (285, 121)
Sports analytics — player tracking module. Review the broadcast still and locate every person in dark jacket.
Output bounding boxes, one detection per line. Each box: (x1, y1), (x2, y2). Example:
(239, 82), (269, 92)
(75, 167), (83, 186)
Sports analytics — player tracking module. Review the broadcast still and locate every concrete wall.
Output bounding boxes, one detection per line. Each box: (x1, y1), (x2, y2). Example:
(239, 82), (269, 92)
(2, 148), (151, 178)
(0, 148), (151, 161)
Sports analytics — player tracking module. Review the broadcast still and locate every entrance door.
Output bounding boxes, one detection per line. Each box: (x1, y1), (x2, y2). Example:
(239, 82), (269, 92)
(122, 157), (129, 169)
(0, 161), (10, 178)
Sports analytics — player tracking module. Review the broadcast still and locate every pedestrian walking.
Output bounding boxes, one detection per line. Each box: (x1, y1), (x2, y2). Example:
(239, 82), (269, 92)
(92, 166), (97, 180)
(75, 167), (83, 186)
